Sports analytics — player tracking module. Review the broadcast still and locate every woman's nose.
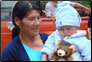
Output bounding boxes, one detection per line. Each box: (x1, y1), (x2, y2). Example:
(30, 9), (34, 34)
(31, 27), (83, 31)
(34, 18), (40, 25)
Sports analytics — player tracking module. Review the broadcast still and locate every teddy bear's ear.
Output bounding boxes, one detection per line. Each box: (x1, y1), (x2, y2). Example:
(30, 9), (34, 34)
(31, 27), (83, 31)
(69, 45), (76, 53)
(58, 39), (62, 44)
(55, 39), (62, 51)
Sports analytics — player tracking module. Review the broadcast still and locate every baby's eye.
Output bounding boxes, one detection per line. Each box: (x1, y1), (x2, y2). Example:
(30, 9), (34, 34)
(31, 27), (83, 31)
(59, 28), (64, 31)
(67, 28), (71, 30)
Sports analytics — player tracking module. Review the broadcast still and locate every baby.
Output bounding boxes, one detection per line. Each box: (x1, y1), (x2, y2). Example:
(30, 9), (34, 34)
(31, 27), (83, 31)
(41, 5), (91, 61)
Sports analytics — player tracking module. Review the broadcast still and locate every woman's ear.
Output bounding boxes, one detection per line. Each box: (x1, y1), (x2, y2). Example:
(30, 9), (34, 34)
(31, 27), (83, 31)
(14, 16), (21, 27)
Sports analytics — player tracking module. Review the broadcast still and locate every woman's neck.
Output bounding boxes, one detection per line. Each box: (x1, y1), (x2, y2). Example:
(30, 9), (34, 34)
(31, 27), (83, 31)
(19, 32), (43, 50)
(19, 32), (40, 45)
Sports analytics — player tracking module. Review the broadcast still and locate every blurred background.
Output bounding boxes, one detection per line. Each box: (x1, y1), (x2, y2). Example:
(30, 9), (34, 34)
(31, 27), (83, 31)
(1, 1), (91, 21)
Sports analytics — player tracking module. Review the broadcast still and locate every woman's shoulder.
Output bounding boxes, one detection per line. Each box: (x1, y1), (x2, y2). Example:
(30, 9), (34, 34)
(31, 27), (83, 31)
(39, 33), (49, 44)
(1, 35), (29, 61)
(40, 33), (49, 37)
(2, 35), (21, 52)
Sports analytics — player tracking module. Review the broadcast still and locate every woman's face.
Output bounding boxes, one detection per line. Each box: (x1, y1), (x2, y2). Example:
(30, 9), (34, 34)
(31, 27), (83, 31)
(18, 9), (41, 37)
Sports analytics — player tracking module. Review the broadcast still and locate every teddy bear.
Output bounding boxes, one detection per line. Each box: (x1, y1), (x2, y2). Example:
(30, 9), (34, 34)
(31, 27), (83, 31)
(49, 40), (76, 61)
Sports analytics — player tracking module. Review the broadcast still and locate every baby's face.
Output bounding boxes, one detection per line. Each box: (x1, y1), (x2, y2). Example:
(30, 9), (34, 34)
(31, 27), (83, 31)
(58, 26), (78, 37)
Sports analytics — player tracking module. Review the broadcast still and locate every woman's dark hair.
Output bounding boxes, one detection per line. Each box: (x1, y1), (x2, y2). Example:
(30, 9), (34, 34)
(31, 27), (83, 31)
(12, 1), (42, 27)
(12, 1), (42, 38)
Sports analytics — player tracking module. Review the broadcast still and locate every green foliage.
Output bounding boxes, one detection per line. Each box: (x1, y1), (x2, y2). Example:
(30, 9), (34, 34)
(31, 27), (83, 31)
(75, 1), (91, 8)
(40, 1), (91, 9)
(40, 1), (48, 9)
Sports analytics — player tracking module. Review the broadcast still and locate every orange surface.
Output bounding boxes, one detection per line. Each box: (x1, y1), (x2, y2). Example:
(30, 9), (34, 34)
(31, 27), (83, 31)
(1, 21), (12, 53)
(1, 17), (89, 53)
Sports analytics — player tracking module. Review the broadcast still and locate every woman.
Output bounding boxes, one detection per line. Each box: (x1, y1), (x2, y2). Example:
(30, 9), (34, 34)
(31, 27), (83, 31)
(2, 1), (49, 61)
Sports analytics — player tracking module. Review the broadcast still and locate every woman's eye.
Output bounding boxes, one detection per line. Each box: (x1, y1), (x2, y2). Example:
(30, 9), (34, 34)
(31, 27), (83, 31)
(37, 17), (40, 20)
(29, 18), (34, 21)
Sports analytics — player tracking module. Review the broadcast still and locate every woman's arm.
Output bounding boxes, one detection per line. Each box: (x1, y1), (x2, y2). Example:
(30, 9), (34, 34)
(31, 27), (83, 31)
(74, 2), (88, 9)
(1, 47), (16, 61)
(74, 2), (91, 16)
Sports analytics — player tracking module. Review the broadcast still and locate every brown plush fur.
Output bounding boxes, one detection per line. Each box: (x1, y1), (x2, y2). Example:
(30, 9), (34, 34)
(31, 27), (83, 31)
(49, 40), (76, 61)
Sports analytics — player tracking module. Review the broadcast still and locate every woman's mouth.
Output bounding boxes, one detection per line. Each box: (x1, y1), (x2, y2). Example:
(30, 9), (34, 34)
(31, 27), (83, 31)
(32, 27), (39, 31)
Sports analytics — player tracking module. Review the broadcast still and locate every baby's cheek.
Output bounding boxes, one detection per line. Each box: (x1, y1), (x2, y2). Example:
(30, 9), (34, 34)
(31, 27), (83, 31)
(69, 31), (75, 35)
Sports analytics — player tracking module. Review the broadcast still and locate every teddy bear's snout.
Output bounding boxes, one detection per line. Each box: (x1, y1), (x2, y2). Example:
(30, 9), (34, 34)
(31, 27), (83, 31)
(57, 50), (65, 57)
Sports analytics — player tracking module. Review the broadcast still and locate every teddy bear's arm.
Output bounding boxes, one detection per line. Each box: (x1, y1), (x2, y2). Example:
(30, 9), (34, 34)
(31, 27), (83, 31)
(49, 52), (61, 61)
(65, 56), (73, 61)
(49, 52), (54, 61)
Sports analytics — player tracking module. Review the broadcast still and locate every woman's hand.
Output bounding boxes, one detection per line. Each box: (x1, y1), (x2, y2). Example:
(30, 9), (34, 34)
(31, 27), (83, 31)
(41, 54), (47, 61)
